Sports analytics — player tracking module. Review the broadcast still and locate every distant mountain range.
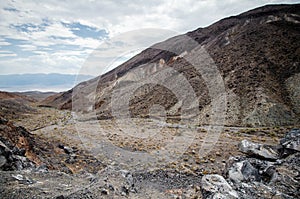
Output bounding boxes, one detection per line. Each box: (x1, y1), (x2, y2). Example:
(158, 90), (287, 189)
(0, 73), (94, 92)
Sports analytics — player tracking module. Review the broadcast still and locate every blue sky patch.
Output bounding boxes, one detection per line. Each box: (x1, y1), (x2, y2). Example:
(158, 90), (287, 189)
(63, 22), (108, 39)
(12, 23), (48, 33)
(3, 7), (19, 12)
(2, 38), (35, 58)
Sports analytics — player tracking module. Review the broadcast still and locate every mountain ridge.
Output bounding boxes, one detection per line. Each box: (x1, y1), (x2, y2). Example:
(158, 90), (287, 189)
(42, 4), (300, 127)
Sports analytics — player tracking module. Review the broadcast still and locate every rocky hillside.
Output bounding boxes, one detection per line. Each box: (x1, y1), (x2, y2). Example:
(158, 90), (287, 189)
(14, 91), (57, 102)
(0, 117), (104, 173)
(42, 4), (300, 127)
(0, 91), (59, 120)
(0, 91), (37, 120)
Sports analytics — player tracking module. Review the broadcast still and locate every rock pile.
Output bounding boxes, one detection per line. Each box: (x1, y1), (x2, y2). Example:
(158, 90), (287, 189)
(0, 140), (35, 171)
(0, 117), (36, 171)
(201, 174), (239, 198)
(201, 129), (300, 199)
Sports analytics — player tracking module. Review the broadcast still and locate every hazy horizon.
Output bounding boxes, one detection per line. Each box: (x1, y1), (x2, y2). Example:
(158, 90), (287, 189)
(0, 73), (94, 92)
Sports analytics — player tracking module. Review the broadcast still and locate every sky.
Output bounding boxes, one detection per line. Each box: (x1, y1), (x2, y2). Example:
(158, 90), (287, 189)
(0, 0), (299, 76)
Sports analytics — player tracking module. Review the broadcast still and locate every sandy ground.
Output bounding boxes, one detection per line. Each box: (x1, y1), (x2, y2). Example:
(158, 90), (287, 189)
(4, 106), (297, 198)
(14, 107), (294, 176)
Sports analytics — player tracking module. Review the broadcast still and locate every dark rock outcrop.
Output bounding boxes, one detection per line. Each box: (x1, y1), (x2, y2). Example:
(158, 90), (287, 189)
(238, 139), (280, 160)
(0, 117), (104, 174)
(220, 129), (300, 199)
(0, 140), (35, 171)
(280, 128), (300, 152)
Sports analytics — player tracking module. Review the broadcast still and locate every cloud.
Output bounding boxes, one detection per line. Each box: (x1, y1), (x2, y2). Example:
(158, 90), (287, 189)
(17, 44), (37, 51)
(0, 0), (299, 76)
(0, 50), (17, 57)
(0, 39), (11, 46)
(0, 54), (17, 57)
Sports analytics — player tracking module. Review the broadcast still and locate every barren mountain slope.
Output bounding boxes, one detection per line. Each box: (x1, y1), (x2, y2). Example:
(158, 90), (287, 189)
(0, 91), (37, 120)
(42, 4), (300, 127)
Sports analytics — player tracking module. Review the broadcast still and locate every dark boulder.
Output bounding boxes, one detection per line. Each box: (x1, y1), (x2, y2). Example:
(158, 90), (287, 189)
(280, 129), (300, 154)
(223, 129), (300, 199)
(238, 139), (280, 160)
(0, 140), (35, 171)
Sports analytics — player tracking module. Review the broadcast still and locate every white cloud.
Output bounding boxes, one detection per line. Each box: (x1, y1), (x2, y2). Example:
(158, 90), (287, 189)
(18, 44), (37, 51)
(0, 0), (299, 76)
(0, 53), (17, 57)
(0, 41), (11, 46)
(27, 22), (76, 39)
(0, 50), (17, 57)
(0, 50), (14, 54)
(0, 52), (84, 74)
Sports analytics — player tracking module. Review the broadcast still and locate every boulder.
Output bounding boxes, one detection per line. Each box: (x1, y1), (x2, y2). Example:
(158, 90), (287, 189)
(226, 156), (278, 183)
(228, 160), (260, 183)
(0, 140), (34, 171)
(226, 129), (300, 198)
(280, 128), (300, 152)
(0, 155), (7, 167)
(0, 141), (11, 170)
(201, 174), (239, 199)
(238, 140), (280, 160)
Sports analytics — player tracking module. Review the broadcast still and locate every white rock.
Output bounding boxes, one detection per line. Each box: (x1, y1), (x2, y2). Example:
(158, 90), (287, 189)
(201, 174), (239, 199)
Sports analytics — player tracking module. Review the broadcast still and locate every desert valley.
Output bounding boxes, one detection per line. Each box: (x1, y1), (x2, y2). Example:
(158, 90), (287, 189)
(0, 3), (300, 199)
